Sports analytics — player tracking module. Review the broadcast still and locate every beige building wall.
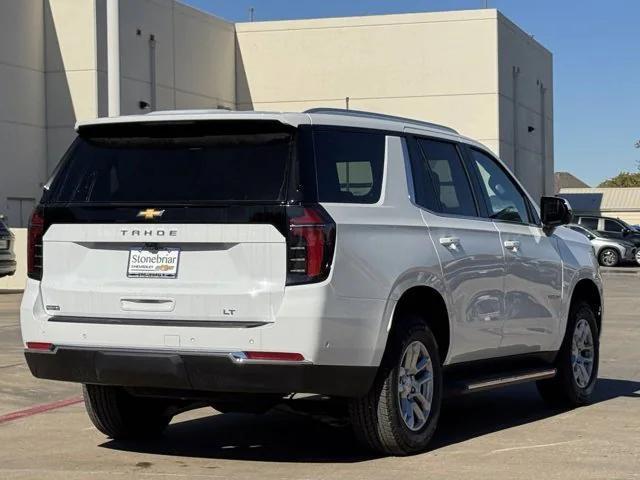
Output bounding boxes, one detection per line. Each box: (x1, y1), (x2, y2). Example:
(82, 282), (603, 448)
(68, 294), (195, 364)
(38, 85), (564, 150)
(45, 0), (103, 179)
(116, 0), (235, 115)
(497, 13), (553, 200)
(44, 0), (236, 167)
(236, 10), (500, 146)
(0, 0), (47, 229)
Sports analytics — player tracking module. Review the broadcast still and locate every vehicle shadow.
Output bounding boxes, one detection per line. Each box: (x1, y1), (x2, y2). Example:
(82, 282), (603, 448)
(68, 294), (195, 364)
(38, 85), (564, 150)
(100, 377), (639, 463)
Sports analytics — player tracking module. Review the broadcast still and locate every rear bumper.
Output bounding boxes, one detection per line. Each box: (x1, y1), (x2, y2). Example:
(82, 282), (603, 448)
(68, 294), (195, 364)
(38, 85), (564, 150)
(24, 347), (377, 398)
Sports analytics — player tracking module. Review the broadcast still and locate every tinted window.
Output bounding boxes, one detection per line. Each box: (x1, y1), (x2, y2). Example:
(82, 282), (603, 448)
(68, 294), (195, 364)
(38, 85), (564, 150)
(604, 219), (624, 232)
(415, 139), (477, 216)
(50, 132), (293, 203)
(470, 149), (530, 224)
(569, 225), (593, 238)
(580, 217), (599, 230)
(314, 130), (385, 203)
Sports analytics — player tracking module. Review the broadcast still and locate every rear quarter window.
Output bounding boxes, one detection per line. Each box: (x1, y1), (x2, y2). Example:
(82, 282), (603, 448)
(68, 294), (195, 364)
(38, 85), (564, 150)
(314, 129), (385, 204)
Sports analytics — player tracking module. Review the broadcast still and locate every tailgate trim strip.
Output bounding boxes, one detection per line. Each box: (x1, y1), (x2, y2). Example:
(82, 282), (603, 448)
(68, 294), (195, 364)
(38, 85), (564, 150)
(47, 316), (269, 328)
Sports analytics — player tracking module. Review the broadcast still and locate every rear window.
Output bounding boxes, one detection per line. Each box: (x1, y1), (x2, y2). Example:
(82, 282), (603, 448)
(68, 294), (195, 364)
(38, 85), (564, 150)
(314, 129), (385, 204)
(48, 124), (294, 204)
(579, 217), (599, 230)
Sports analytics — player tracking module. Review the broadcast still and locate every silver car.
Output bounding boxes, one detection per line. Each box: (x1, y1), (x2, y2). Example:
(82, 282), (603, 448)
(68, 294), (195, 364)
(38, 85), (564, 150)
(0, 215), (17, 278)
(567, 223), (637, 267)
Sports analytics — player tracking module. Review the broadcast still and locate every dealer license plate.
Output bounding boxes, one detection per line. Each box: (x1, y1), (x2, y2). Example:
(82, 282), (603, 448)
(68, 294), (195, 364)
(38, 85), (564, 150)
(127, 248), (180, 279)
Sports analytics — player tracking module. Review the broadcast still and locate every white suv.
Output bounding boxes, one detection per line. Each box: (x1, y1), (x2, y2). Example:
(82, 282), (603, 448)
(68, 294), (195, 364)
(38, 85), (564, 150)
(21, 109), (602, 455)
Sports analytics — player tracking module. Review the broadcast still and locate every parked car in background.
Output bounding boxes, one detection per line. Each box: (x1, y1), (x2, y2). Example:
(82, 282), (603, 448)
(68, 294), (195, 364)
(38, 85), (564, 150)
(567, 223), (637, 267)
(0, 215), (17, 278)
(574, 215), (640, 264)
(575, 215), (640, 244)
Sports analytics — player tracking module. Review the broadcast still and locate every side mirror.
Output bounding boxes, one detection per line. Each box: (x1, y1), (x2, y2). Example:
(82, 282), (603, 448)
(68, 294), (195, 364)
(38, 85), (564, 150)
(540, 196), (572, 228)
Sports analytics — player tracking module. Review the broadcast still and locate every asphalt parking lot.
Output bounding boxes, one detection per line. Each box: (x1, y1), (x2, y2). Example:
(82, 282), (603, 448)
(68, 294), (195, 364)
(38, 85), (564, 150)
(1, 275), (639, 480)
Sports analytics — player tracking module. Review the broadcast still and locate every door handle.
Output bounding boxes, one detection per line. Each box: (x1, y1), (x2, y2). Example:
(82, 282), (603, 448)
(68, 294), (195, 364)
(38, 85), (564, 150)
(440, 237), (461, 250)
(503, 240), (520, 251)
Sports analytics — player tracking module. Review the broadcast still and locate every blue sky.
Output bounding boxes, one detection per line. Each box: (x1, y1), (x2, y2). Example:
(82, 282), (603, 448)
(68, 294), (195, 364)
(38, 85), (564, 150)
(185, 0), (639, 187)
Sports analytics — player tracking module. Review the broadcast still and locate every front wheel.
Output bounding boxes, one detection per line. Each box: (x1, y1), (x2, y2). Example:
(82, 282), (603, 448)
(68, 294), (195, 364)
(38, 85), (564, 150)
(598, 248), (619, 267)
(537, 301), (599, 407)
(349, 317), (442, 456)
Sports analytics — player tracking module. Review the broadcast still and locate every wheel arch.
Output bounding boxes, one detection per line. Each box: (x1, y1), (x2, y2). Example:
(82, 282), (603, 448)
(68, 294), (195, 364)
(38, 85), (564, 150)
(569, 278), (603, 337)
(375, 282), (452, 367)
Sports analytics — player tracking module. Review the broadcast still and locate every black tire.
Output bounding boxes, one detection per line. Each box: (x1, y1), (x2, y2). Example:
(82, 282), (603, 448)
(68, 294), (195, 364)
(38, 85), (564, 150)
(536, 301), (599, 407)
(598, 248), (619, 267)
(349, 316), (443, 456)
(83, 384), (172, 439)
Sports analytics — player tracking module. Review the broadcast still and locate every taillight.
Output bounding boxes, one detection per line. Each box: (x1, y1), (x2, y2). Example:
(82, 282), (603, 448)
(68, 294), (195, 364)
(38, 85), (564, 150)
(286, 205), (336, 285)
(27, 208), (45, 280)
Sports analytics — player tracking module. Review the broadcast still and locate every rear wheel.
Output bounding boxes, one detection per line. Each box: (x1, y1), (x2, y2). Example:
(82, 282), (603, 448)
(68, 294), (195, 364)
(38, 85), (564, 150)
(598, 248), (619, 267)
(537, 301), (599, 407)
(83, 384), (172, 439)
(349, 316), (442, 456)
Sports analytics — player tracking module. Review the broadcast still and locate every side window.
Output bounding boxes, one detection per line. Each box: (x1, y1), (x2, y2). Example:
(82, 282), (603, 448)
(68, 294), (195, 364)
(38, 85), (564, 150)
(469, 148), (531, 224)
(314, 129), (385, 203)
(570, 226), (593, 239)
(414, 138), (477, 216)
(604, 219), (624, 233)
(580, 217), (599, 230)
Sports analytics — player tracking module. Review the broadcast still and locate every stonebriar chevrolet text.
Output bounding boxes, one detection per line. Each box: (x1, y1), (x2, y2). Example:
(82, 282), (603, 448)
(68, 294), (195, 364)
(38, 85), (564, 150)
(21, 109), (602, 456)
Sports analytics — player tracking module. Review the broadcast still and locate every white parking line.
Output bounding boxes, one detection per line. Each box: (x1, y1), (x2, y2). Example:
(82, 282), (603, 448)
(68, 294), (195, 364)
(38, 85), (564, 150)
(485, 440), (579, 455)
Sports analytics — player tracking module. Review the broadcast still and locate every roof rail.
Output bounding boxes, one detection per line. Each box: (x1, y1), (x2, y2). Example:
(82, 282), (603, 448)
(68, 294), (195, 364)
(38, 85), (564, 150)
(304, 108), (458, 134)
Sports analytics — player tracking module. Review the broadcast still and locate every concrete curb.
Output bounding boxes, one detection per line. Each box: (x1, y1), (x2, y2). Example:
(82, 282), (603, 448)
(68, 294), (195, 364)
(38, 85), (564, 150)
(600, 267), (640, 276)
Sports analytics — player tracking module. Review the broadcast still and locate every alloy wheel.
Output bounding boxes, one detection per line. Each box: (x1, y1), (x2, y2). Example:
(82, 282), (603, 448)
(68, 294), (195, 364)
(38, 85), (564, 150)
(397, 340), (434, 431)
(571, 318), (595, 388)
(600, 249), (618, 267)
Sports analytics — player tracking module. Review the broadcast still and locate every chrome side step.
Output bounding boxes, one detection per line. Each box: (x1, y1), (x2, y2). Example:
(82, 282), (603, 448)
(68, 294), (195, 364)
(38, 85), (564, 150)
(458, 368), (557, 394)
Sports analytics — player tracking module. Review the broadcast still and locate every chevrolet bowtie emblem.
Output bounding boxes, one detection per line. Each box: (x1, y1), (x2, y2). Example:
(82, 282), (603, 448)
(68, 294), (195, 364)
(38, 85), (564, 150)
(137, 209), (165, 220)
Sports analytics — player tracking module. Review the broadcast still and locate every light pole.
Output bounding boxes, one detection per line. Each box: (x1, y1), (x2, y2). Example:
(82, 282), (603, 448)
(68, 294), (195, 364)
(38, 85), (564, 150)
(106, 0), (120, 117)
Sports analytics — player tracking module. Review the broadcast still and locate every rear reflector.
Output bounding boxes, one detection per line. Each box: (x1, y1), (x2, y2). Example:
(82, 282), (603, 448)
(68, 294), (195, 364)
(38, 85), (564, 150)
(244, 351), (305, 362)
(25, 342), (54, 351)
